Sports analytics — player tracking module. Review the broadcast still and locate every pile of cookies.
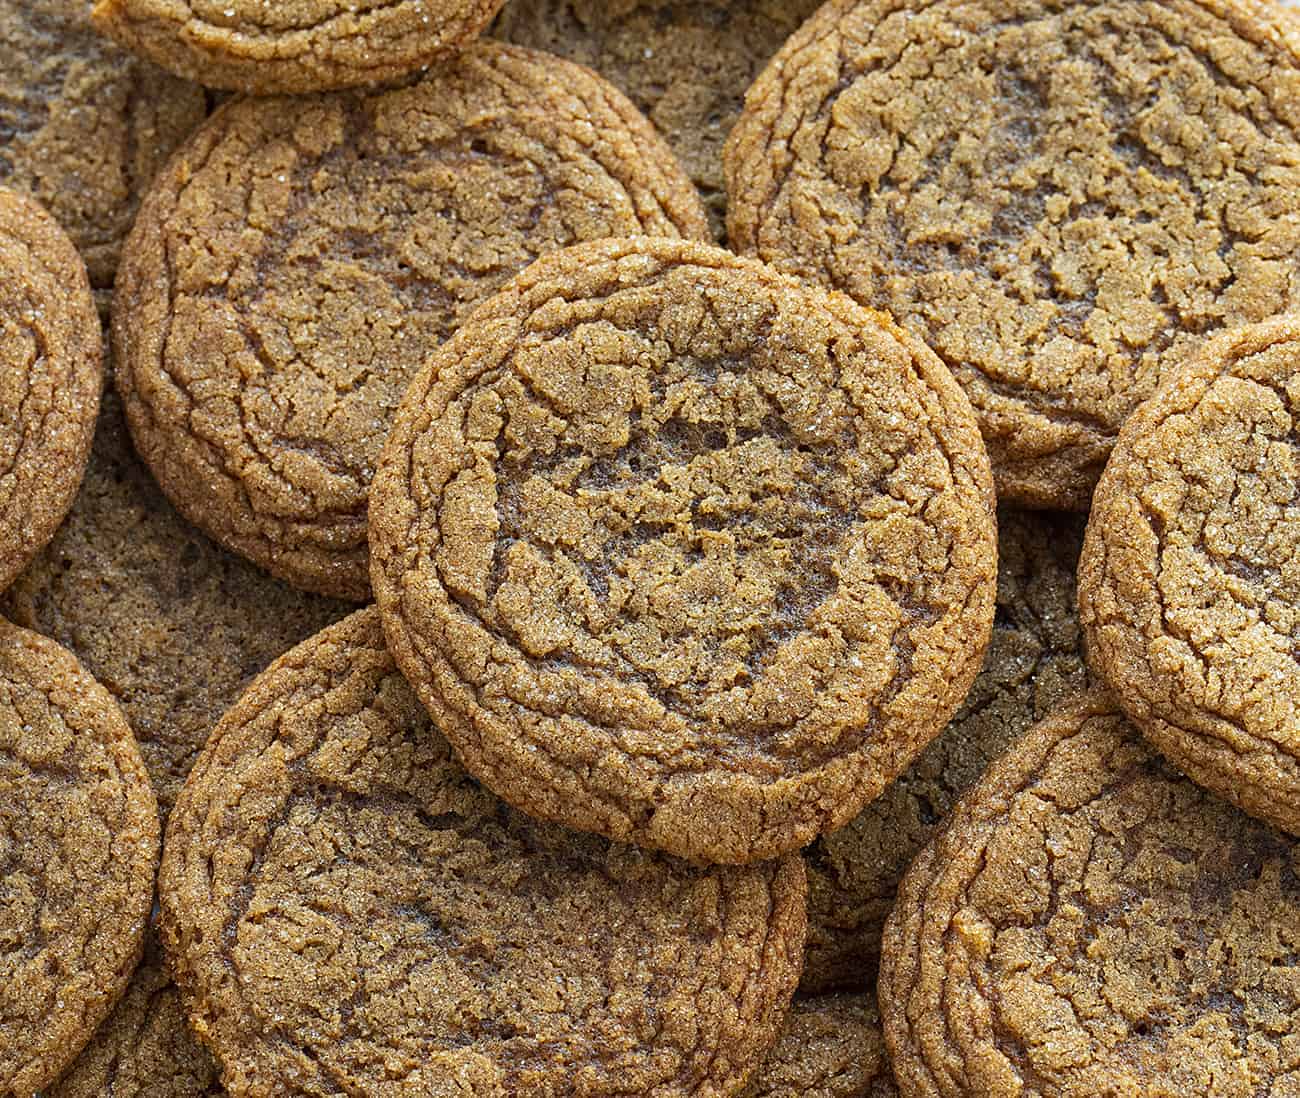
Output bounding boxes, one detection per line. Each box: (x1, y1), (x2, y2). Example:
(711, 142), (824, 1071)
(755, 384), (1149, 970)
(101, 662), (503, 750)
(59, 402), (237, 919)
(1, 0), (1297, 1096)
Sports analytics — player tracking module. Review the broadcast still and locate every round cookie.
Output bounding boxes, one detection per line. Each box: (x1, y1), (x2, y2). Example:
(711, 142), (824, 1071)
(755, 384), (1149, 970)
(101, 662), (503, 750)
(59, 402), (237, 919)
(114, 41), (710, 601)
(802, 509), (1088, 993)
(93, 0), (508, 95)
(492, 0), (824, 239)
(881, 690), (1300, 1098)
(160, 607), (806, 1097)
(370, 236), (997, 865)
(746, 994), (897, 1098)
(2, 353), (349, 819)
(0, 619), (158, 1096)
(1079, 316), (1300, 837)
(0, 0), (206, 289)
(725, 0), (1300, 509)
(0, 188), (101, 595)
(46, 934), (221, 1098)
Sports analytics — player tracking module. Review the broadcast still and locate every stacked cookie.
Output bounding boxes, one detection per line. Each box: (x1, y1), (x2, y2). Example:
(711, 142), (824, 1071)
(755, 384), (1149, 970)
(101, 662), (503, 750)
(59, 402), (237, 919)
(1, 0), (1298, 1096)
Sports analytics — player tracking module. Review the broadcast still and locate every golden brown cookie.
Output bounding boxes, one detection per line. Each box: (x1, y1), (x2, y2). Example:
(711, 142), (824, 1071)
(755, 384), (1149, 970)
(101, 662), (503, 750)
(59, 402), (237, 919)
(0, 619), (158, 1097)
(725, 0), (1300, 509)
(114, 41), (710, 601)
(0, 0), (206, 288)
(0, 188), (100, 596)
(1079, 316), (1300, 837)
(802, 509), (1087, 993)
(370, 236), (997, 865)
(747, 994), (897, 1098)
(92, 0), (507, 94)
(2, 351), (348, 819)
(492, 0), (824, 239)
(881, 690), (1300, 1098)
(160, 607), (806, 1097)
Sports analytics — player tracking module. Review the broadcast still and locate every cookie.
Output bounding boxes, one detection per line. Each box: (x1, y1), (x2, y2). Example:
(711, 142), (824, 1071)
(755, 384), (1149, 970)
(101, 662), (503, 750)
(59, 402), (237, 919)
(747, 994), (897, 1098)
(93, 0), (508, 95)
(0, 188), (101, 596)
(0, 619), (158, 1096)
(1079, 316), (1300, 838)
(114, 42), (710, 602)
(881, 689), (1300, 1098)
(2, 353), (349, 818)
(160, 607), (806, 1097)
(801, 509), (1088, 993)
(0, 0), (206, 288)
(46, 934), (221, 1098)
(725, 0), (1300, 509)
(492, 0), (823, 239)
(370, 236), (997, 864)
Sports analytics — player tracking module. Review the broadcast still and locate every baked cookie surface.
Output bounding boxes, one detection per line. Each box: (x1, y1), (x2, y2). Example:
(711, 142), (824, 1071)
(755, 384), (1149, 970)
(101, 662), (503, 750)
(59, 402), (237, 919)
(370, 237), (996, 864)
(726, 0), (1300, 508)
(161, 607), (806, 1097)
(1080, 316), (1300, 836)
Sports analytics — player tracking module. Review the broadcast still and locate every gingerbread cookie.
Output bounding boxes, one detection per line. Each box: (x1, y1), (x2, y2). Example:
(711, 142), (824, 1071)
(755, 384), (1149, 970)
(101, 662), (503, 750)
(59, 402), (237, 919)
(161, 607), (806, 1096)
(726, 0), (1300, 508)
(493, 0), (824, 238)
(370, 237), (996, 864)
(0, 619), (158, 1096)
(881, 690), (1300, 1098)
(802, 509), (1087, 992)
(1080, 316), (1300, 837)
(0, 0), (206, 288)
(114, 41), (709, 601)
(0, 188), (100, 595)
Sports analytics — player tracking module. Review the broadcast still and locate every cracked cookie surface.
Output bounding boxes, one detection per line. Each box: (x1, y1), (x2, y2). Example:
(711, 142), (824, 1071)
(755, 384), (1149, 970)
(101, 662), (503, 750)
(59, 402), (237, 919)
(0, 619), (158, 1097)
(93, 0), (508, 94)
(1079, 316), (1300, 837)
(0, 0), (206, 289)
(114, 41), (709, 601)
(725, 0), (1300, 508)
(370, 237), (997, 864)
(160, 607), (806, 1098)
(881, 690), (1300, 1098)
(802, 509), (1087, 993)
(0, 188), (101, 596)
(492, 0), (823, 239)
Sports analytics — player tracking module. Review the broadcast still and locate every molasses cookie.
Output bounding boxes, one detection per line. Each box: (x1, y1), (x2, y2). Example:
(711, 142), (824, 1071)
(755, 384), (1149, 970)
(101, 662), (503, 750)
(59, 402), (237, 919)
(0, 188), (100, 595)
(802, 509), (1088, 992)
(493, 0), (823, 238)
(881, 690), (1300, 1098)
(160, 608), (806, 1097)
(94, 0), (508, 95)
(370, 237), (997, 864)
(114, 41), (709, 601)
(0, 0), (206, 288)
(726, 0), (1300, 509)
(0, 619), (158, 1096)
(1080, 316), (1300, 837)
(2, 357), (349, 818)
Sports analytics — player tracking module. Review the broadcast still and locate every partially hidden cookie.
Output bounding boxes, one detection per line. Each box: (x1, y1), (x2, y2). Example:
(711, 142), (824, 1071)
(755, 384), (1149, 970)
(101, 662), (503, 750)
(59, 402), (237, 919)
(1079, 316), (1300, 837)
(0, 188), (100, 595)
(370, 237), (997, 864)
(0, 0), (206, 288)
(160, 607), (806, 1097)
(802, 509), (1087, 993)
(492, 0), (824, 239)
(725, 0), (1300, 509)
(93, 0), (508, 95)
(2, 352), (349, 818)
(0, 619), (158, 1097)
(746, 994), (897, 1098)
(114, 41), (710, 601)
(881, 690), (1300, 1098)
